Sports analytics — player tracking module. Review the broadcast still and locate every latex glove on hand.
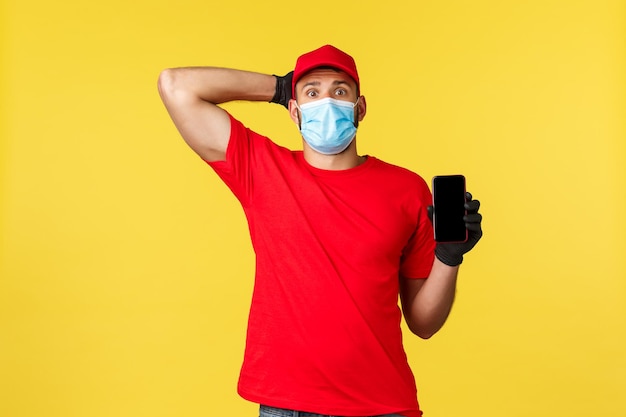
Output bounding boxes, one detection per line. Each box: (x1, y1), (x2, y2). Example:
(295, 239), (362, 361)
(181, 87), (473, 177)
(270, 71), (294, 109)
(428, 192), (483, 267)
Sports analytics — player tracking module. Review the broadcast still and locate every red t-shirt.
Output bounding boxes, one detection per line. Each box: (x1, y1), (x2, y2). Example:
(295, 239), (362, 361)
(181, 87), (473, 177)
(208, 114), (435, 417)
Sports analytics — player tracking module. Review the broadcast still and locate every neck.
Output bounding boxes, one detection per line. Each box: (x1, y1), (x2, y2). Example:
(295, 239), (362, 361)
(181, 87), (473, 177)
(302, 141), (365, 170)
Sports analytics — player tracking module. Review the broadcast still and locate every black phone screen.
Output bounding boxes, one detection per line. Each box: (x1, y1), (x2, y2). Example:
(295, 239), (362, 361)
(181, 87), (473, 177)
(432, 175), (467, 243)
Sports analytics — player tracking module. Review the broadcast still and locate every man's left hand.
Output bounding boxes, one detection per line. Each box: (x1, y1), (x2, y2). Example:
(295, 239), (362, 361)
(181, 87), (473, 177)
(429, 192), (483, 266)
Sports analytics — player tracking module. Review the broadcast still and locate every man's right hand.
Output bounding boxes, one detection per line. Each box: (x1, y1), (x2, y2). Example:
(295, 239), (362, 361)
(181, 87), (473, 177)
(270, 71), (294, 109)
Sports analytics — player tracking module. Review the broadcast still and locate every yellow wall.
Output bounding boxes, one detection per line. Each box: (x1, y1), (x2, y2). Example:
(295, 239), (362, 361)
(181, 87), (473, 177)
(1, 1), (624, 416)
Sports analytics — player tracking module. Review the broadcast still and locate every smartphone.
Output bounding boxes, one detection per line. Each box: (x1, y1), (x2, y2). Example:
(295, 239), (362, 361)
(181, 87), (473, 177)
(432, 175), (468, 243)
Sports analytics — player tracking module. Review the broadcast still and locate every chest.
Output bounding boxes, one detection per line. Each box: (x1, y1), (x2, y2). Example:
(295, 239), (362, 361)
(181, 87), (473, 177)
(249, 168), (420, 269)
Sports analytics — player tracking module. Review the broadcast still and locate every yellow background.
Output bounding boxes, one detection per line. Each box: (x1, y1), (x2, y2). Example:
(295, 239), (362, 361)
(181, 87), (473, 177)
(1, 0), (625, 416)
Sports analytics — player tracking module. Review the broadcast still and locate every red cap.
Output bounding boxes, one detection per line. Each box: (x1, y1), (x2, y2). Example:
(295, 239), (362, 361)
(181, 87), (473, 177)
(292, 45), (360, 98)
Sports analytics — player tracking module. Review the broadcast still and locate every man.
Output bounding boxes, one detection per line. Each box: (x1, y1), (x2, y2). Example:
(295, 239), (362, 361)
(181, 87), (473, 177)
(158, 45), (482, 417)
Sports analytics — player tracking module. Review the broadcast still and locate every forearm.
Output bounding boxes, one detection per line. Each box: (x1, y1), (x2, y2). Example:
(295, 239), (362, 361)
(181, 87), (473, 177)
(158, 67), (276, 105)
(403, 259), (459, 339)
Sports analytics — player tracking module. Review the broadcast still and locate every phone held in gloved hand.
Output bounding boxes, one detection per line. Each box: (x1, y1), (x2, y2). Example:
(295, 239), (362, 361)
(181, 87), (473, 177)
(432, 175), (468, 243)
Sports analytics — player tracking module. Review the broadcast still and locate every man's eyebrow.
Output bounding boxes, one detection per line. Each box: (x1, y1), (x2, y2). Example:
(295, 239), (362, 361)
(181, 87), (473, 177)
(301, 81), (321, 89)
(332, 80), (351, 87)
(301, 80), (351, 89)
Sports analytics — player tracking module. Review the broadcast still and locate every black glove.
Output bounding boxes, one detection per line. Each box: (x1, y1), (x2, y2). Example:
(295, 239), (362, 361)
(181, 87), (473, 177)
(270, 71), (294, 109)
(428, 192), (483, 267)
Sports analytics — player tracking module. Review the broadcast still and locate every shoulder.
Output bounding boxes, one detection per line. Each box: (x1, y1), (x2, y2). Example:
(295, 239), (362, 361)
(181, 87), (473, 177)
(208, 112), (296, 175)
(227, 113), (293, 155)
(368, 157), (430, 190)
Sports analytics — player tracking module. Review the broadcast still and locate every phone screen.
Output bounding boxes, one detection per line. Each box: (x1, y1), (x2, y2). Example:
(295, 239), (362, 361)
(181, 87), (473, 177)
(432, 175), (467, 243)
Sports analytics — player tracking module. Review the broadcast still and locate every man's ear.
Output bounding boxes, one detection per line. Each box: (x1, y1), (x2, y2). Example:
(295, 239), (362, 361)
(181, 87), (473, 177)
(288, 99), (301, 126)
(356, 95), (367, 122)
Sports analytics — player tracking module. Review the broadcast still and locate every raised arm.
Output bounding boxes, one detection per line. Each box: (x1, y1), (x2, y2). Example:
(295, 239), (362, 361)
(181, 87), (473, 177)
(157, 67), (276, 161)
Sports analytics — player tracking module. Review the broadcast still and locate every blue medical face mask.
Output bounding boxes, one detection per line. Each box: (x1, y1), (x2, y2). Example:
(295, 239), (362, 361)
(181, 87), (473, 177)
(296, 97), (359, 155)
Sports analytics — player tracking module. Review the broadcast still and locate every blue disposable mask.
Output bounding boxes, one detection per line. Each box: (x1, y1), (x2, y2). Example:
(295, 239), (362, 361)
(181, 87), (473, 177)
(296, 97), (359, 155)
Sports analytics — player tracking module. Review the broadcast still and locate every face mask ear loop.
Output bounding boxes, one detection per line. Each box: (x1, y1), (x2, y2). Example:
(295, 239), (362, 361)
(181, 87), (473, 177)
(353, 96), (360, 129)
(295, 101), (303, 129)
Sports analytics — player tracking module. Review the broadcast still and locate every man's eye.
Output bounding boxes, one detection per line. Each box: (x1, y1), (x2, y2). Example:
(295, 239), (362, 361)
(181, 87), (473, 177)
(335, 89), (346, 96)
(306, 90), (318, 97)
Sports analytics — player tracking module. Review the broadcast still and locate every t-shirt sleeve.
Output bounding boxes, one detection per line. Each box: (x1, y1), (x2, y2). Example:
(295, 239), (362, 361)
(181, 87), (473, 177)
(399, 177), (436, 279)
(205, 113), (257, 206)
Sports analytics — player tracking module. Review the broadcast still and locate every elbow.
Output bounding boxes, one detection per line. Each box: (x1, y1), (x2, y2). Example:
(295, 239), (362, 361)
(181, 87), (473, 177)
(157, 68), (177, 99)
(158, 68), (195, 110)
(410, 327), (437, 340)
(417, 331), (436, 340)
(406, 320), (440, 340)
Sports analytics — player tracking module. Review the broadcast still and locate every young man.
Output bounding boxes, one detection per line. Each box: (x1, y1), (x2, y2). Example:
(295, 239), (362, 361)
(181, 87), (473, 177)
(158, 45), (482, 417)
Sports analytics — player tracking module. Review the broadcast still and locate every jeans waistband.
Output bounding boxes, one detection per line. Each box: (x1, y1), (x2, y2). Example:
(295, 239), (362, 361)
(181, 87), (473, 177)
(259, 404), (404, 417)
